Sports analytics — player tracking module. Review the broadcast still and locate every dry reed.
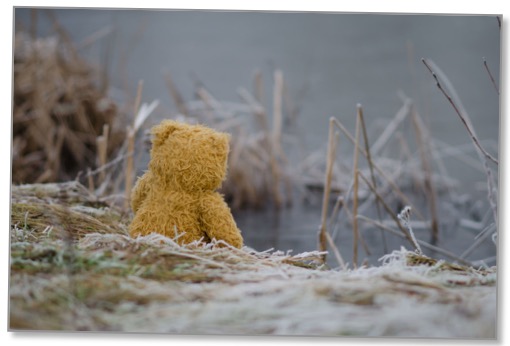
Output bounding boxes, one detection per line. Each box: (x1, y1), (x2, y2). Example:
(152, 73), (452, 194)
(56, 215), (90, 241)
(358, 105), (387, 252)
(351, 108), (361, 267)
(123, 80), (144, 210)
(12, 28), (125, 185)
(318, 117), (338, 262)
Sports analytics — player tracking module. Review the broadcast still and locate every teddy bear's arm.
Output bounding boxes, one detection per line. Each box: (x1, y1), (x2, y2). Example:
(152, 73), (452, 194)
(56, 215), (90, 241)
(200, 193), (243, 248)
(131, 172), (152, 213)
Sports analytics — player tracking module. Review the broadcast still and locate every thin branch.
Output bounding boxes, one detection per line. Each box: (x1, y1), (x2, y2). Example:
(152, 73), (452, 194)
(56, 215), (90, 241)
(357, 171), (419, 251)
(325, 231), (346, 270)
(460, 223), (496, 260)
(483, 57), (500, 95)
(422, 58), (498, 228)
(358, 104), (387, 252)
(331, 117), (425, 220)
(411, 109), (439, 245)
(421, 58), (498, 165)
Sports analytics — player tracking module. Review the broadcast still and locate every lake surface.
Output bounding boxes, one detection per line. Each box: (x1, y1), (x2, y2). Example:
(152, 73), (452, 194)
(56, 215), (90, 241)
(14, 8), (500, 265)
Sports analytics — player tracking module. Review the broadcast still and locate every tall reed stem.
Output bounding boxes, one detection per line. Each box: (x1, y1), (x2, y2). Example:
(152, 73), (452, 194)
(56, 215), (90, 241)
(352, 108), (361, 267)
(318, 117), (338, 263)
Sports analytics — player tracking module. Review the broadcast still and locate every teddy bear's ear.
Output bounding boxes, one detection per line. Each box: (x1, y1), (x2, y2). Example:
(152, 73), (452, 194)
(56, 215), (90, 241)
(151, 120), (182, 147)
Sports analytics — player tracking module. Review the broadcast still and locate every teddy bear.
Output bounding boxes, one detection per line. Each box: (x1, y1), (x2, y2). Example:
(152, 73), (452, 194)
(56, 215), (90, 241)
(128, 119), (243, 248)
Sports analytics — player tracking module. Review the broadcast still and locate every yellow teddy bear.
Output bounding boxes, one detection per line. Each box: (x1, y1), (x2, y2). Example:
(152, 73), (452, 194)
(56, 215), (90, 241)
(128, 120), (243, 248)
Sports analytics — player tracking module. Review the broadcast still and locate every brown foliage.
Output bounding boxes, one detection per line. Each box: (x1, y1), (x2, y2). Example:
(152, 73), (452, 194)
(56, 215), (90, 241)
(12, 32), (124, 184)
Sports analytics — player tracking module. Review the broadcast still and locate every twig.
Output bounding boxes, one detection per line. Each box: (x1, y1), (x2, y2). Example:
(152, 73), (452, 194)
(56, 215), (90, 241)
(325, 231), (346, 270)
(331, 117), (425, 220)
(84, 151), (131, 178)
(422, 58), (498, 228)
(397, 206), (422, 254)
(483, 57), (499, 95)
(358, 171), (418, 251)
(318, 117), (338, 262)
(370, 100), (411, 156)
(237, 87), (268, 131)
(76, 26), (113, 50)
(357, 215), (472, 266)
(421, 58), (498, 165)
(358, 104), (387, 252)
(329, 179), (371, 257)
(460, 223), (496, 260)
(411, 109), (439, 245)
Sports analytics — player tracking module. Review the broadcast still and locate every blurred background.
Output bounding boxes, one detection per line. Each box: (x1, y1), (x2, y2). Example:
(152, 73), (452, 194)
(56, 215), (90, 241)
(13, 8), (500, 266)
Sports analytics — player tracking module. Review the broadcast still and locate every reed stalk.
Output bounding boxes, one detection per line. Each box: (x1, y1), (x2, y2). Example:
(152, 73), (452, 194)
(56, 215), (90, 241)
(96, 124), (109, 184)
(87, 168), (94, 193)
(318, 117), (338, 262)
(352, 109), (361, 268)
(325, 231), (346, 269)
(330, 117), (425, 220)
(270, 70), (284, 208)
(124, 127), (135, 211)
(124, 80), (144, 210)
(358, 104), (387, 252)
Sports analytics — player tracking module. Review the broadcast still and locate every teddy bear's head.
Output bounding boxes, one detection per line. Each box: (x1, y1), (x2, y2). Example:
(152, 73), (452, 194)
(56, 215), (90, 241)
(149, 120), (230, 192)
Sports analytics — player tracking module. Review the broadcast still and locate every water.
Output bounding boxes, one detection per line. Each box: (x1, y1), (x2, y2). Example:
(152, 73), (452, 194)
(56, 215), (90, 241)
(14, 9), (500, 264)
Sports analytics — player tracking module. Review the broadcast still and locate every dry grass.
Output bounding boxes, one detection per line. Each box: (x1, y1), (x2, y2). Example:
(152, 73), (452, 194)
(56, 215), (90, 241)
(12, 30), (126, 185)
(9, 182), (496, 337)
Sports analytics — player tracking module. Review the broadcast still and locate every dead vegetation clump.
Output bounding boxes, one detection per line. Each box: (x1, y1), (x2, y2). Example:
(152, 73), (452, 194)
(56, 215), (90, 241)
(11, 181), (129, 242)
(12, 30), (126, 184)
(310, 58), (498, 269)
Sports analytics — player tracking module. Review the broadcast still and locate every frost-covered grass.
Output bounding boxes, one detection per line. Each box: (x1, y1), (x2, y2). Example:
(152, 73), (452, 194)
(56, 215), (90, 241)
(9, 182), (496, 338)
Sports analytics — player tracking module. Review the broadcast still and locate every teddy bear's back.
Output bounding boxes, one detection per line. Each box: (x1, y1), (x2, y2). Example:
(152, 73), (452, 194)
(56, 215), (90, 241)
(129, 189), (211, 244)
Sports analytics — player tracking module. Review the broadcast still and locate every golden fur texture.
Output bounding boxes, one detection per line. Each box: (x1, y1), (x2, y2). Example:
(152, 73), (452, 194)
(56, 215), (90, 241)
(129, 120), (243, 248)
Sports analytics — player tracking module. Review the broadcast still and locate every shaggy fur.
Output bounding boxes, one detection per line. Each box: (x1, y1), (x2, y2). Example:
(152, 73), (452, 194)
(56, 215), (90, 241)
(129, 120), (243, 248)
